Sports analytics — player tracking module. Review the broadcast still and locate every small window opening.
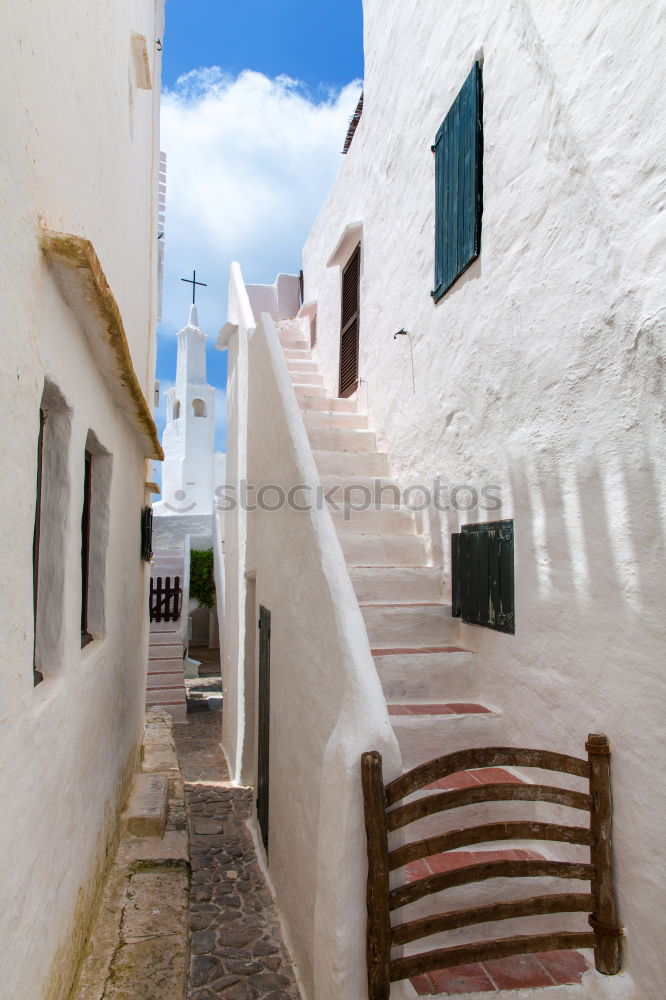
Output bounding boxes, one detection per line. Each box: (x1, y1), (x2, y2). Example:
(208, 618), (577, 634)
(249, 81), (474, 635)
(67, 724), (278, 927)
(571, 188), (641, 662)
(81, 451), (93, 647)
(192, 398), (206, 417)
(34, 381), (72, 680)
(32, 409), (46, 685)
(173, 399), (181, 419)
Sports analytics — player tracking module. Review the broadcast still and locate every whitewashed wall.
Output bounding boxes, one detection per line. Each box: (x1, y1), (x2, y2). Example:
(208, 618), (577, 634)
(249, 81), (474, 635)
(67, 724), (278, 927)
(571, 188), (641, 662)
(302, 2), (665, 996)
(218, 267), (401, 997)
(244, 313), (401, 998)
(0, 2), (164, 998)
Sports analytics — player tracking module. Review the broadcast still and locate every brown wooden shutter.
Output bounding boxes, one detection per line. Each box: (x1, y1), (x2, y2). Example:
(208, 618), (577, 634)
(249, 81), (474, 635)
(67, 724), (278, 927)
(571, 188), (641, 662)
(339, 243), (361, 397)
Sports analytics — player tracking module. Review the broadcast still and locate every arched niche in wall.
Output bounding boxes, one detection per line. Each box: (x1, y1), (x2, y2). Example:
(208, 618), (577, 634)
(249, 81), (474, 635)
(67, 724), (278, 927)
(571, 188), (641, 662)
(192, 398), (206, 418)
(173, 399), (181, 419)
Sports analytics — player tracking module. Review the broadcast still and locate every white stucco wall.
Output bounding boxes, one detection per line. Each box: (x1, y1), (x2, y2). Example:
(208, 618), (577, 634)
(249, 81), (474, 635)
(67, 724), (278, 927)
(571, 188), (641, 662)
(246, 273), (302, 323)
(245, 313), (400, 999)
(301, 2), (666, 996)
(217, 263), (256, 783)
(0, 2), (164, 997)
(219, 264), (401, 997)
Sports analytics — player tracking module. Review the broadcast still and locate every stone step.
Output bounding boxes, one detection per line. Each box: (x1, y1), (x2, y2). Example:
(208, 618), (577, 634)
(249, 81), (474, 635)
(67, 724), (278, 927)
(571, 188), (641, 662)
(121, 773), (168, 837)
(149, 628), (182, 643)
(373, 646), (477, 702)
(283, 348), (313, 362)
(329, 504), (416, 535)
(404, 946), (590, 995)
(280, 335), (310, 350)
(301, 409), (368, 430)
(148, 645), (182, 660)
(388, 702), (503, 771)
(361, 602), (458, 646)
(397, 767), (535, 841)
(145, 688), (186, 706)
(339, 532), (427, 567)
(297, 393), (358, 413)
(289, 370), (323, 386)
(293, 384), (328, 399)
(147, 672), (187, 688)
(396, 846), (594, 960)
(286, 358), (318, 374)
(319, 473), (400, 497)
(307, 426), (377, 453)
(313, 449), (389, 477)
(350, 567), (443, 603)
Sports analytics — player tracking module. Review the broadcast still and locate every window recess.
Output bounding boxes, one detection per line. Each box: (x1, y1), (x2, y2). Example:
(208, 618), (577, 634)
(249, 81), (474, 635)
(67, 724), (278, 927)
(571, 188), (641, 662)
(81, 451), (93, 647)
(339, 243), (361, 398)
(432, 61), (483, 302)
(452, 519), (514, 634)
(32, 409), (46, 685)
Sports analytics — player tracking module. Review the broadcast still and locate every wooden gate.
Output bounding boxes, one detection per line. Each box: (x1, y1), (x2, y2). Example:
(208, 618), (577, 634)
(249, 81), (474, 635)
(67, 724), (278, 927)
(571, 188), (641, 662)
(361, 736), (622, 999)
(149, 575), (182, 623)
(257, 605), (271, 852)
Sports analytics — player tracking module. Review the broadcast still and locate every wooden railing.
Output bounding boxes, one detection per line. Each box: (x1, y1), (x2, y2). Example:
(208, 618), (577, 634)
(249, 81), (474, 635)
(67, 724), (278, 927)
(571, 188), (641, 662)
(361, 736), (622, 999)
(149, 575), (182, 623)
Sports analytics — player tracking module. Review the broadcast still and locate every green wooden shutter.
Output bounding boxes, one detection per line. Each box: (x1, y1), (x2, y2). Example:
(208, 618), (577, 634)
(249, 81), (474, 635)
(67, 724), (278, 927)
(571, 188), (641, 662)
(451, 520), (514, 633)
(432, 61), (483, 301)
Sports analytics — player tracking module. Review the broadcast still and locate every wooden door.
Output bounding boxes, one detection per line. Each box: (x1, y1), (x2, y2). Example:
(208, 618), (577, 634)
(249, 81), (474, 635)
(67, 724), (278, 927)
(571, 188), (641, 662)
(257, 605), (271, 852)
(339, 243), (361, 397)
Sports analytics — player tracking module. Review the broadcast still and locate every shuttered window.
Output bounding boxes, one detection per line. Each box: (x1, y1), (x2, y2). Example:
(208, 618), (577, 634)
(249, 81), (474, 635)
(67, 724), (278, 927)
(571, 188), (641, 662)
(452, 520), (514, 634)
(81, 450), (93, 647)
(339, 243), (361, 397)
(432, 61), (483, 302)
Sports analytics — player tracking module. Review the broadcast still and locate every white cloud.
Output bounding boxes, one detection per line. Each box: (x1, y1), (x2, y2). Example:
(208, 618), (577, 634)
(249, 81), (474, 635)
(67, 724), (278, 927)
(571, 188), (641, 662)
(159, 68), (362, 337)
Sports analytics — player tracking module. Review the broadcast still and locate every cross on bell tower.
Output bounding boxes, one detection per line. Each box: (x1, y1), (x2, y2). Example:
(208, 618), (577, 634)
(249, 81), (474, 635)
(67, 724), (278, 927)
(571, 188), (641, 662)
(180, 269), (207, 305)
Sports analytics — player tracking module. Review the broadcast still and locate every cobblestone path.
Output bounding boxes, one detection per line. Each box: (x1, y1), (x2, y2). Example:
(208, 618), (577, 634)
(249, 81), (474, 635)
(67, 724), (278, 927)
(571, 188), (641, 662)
(174, 711), (302, 1000)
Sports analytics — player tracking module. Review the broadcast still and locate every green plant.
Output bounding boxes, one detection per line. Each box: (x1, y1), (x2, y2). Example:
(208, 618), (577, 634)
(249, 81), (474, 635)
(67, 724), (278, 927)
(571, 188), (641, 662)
(190, 548), (216, 609)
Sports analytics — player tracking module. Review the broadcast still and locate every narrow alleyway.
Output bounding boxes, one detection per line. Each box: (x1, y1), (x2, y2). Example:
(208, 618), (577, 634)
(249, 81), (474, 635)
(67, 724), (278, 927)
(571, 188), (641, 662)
(173, 711), (302, 1000)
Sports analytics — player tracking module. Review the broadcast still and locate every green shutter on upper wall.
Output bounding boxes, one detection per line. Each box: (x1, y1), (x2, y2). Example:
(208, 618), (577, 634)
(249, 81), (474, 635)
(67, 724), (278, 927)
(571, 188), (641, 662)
(432, 61), (483, 302)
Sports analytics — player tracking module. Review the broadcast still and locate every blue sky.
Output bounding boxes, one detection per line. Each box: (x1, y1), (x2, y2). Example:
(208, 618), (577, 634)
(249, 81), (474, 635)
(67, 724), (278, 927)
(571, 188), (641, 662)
(162, 0), (364, 92)
(154, 0), (364, 456)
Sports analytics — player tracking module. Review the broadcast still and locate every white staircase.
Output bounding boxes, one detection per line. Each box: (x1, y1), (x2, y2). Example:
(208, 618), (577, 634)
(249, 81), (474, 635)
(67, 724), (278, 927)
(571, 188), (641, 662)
(278, 318), (595, 997)
(278, 318), (498, 766)
(147, 549), (187, 724)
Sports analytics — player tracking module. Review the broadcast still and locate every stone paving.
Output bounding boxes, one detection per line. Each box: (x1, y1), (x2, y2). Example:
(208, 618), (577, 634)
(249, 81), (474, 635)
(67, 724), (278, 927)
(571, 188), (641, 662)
(173, 711), (302, 1000)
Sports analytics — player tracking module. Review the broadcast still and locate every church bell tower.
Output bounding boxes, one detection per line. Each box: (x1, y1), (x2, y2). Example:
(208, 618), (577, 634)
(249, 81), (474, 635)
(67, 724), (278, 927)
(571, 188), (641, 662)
(159, 303), (216, 514)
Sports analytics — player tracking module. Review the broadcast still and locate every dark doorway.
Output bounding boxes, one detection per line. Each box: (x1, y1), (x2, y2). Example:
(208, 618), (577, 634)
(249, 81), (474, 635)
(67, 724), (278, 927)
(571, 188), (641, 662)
(257, 605), (271, 853)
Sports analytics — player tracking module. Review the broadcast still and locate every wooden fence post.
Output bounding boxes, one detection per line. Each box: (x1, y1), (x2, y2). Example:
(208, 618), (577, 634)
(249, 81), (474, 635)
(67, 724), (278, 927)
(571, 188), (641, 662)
(361, 751), (392, 1000)
(586, 734), (622, 974)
